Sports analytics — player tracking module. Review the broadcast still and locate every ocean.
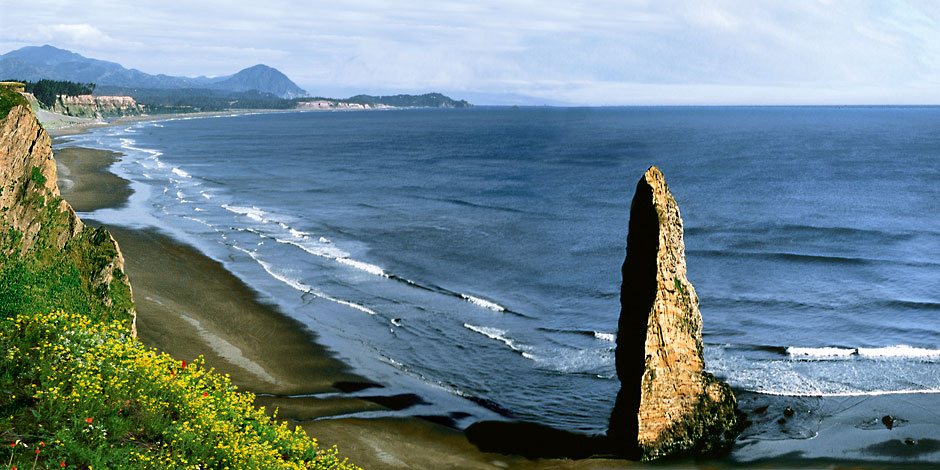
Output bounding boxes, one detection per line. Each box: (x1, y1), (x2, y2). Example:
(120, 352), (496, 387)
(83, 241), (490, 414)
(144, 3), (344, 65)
(61, 106), (940, 436)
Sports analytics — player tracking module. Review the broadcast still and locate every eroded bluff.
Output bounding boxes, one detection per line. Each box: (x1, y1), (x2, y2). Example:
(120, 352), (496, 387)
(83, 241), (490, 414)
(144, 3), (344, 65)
(0, 92), (136, 334)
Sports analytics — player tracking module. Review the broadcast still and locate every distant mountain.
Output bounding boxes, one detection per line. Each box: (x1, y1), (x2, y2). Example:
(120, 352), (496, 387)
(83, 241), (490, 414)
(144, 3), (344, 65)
(346, 93), (471, 108)
(0, 45), (306, 98)
(204, 64), (305, 98)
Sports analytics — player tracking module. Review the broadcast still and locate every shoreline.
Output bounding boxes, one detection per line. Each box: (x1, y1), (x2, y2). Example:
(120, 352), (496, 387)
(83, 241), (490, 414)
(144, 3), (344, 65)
(46, 108), (295, 138)
(52, 113), (940, 469)
(53, 117), (637, 469)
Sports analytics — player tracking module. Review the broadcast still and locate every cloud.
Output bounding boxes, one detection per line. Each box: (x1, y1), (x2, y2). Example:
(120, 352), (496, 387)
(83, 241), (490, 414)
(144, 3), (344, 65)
(44, 24), (113, 46)
(5, 1), (940, 103)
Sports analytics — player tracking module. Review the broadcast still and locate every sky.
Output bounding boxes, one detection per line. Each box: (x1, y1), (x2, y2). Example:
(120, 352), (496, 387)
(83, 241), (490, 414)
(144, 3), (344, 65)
(2, 0), (940, 105)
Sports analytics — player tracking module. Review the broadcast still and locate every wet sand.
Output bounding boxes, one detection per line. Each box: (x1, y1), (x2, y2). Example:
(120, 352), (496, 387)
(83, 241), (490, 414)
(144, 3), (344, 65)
(53, 126), (940, 469)
(53, 146), (132, 212)
(54, 140), (644, 469)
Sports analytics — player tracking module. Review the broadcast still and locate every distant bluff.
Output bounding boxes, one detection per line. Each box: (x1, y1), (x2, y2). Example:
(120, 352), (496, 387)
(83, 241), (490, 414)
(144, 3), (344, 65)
(609, 166), (740, 459)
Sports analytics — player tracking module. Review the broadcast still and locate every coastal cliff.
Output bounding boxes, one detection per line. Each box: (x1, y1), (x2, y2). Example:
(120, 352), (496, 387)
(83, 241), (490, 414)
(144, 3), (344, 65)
(609, 166), (739, 459)
(53, 94), (144, 118)
(0, 85), (135, 332)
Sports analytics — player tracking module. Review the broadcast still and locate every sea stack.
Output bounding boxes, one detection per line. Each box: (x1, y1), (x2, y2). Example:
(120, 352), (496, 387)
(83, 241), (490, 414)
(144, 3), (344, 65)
(608, 166), (738, 459)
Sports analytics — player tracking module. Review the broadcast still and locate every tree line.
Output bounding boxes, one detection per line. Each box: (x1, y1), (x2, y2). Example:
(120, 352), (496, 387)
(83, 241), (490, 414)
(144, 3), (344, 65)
(2, 79), (96, 108)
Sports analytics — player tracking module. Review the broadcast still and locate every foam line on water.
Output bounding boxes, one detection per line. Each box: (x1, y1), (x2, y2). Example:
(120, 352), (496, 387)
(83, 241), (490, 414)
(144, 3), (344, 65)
(222, 204), (266, 222)
(460, 294), (506, 312)
(594, 332), (616, 342)
(463, 323), (527, 353)
(754, 388), (940, 398)
(787, 347), (856, 358)
(232, 246), (375, 314)
(224, 204), (517, 315)
(786, 345), (940, 359)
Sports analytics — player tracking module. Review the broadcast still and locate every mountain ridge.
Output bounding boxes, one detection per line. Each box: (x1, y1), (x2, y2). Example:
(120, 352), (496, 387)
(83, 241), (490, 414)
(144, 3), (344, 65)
(0, 45), (307, 98)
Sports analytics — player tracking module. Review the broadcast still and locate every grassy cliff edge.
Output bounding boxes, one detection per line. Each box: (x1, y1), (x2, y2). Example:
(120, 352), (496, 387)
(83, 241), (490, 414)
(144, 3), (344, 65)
(0, 85), (359, 469)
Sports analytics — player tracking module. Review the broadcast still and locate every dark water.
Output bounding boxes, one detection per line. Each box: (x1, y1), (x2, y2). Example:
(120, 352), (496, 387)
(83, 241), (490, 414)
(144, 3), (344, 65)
(63, 107), (940, 434)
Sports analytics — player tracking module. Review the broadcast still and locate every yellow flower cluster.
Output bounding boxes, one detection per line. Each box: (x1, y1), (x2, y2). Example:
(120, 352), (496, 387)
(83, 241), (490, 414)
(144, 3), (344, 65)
(4, 311), (360, 470)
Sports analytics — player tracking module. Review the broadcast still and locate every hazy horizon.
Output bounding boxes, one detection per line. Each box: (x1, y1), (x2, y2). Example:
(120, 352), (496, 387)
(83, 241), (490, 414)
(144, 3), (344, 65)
(3, 1), (940, 106)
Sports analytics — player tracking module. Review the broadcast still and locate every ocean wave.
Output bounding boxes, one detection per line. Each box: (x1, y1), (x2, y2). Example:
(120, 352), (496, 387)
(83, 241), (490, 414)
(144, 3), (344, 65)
(321, 296), (376, 315)
(594, 332), (616, 342)
(787, 347), (856, 358)
(233, 245), (375, 314)
(181, 216), (213, 228)
(708, 343), (940, 397)
(226, 207), (515, 316)
(463, 324), (525, 352)
(858, 345), (940, 358)
(172, 167), (191, 178)
(754, 388), (940, 398)
(222, 204), (266, 222)
(785, 345), (940, 359)
(337, 257), (388, 277)
(274, 237), (349, 262)
(460, 294), (506, 312)
(536, 327), (617, 343)
(200, 191), (213, 200)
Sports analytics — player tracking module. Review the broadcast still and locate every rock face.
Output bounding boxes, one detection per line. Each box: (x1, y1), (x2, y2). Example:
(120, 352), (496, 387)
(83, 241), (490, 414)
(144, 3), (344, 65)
(53, 94), (144, 118)
(0, 96), (136, 335)
(608, 166), (738, 459)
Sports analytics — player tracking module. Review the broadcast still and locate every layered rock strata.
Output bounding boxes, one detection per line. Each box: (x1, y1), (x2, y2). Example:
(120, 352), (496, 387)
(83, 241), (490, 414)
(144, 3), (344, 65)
(0, 94), (136, 334)
(54, 94), (144, 118)
(608, 166), (738, 459)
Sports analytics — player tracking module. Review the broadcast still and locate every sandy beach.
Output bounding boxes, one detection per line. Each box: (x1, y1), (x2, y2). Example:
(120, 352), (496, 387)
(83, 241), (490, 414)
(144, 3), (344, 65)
(51, 115), (940, 469)
(53, 122), (645, 469)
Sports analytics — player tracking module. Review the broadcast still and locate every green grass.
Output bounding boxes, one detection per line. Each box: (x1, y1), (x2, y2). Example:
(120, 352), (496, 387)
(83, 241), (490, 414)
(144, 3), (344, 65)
(30, 167), (47, 188)
(0, 109), (361, 469)
(0, 86), (28, 120)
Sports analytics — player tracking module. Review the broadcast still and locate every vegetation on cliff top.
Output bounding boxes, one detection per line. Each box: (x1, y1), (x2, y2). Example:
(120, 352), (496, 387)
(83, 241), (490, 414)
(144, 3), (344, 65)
(0, 86), (27, 119)
(1, 311), (356, 469)
(16, 80), (96, 109)
(0, 104), (359, 469)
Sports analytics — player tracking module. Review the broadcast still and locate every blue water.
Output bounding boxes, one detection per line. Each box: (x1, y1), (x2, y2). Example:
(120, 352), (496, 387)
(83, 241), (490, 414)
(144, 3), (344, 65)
(61, 107), (940, 434)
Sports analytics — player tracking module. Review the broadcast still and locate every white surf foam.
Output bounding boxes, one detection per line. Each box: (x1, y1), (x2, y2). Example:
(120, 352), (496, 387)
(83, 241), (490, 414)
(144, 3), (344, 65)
(233, 246), (375, 314)
(235, 246), (314, 293)
(594, 332), (616, 342)
(787, 347), (856, 358)
(460, 294), (506, 312)
(756, 388), (940, 398)
(222, 204), (266, 222)
(182, 216), (212, 228)
(786, 345), (940, 359)
(289, 228), (309, 239)
(336, 257), (388, 277)
(858, 345), (940, 358)
(200, 191), (213, 200)
(321, 296), (377, 315)
(172, 168), (191, 178)
(274, 237), (349, 260)
(463, 324), (523, 352)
